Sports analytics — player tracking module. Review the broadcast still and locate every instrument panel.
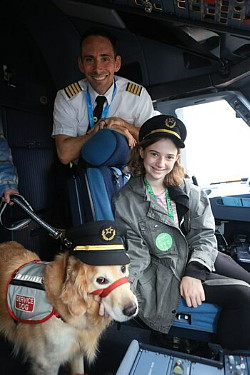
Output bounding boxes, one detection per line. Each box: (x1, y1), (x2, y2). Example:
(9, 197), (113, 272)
(117, 340), (250, 375)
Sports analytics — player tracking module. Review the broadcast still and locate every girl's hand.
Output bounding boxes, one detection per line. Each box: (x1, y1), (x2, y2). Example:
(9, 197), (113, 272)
(180, 276), (205, 307)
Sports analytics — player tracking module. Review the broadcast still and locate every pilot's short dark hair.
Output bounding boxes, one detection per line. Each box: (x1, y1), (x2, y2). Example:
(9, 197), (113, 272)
(80, 27), (118, 57)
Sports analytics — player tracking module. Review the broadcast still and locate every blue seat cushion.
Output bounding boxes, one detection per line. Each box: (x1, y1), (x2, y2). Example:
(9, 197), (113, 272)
(81, 129), (129, 167)
(172, 299), (221, 333)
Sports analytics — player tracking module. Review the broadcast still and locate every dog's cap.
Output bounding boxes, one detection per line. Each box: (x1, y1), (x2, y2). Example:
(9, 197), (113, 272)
(66, 220), (130, 266)
(139, 114), (187, 148)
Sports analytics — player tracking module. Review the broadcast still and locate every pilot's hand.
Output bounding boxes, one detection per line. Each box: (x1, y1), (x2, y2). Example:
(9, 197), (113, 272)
(102, 116), (125, 129)
(87, 119), (108, 135)
(87, 117), (137, 147)
(105, 117), (139, 144)
(87, 117), (125, 133)
(179, 276), (205, 308)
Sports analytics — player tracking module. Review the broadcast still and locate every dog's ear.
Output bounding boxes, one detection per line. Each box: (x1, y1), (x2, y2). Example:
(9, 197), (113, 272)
(60, 257), (89, 316)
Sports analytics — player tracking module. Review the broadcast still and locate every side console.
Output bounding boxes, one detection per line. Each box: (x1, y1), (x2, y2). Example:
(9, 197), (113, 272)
(117, 340), (250, 375)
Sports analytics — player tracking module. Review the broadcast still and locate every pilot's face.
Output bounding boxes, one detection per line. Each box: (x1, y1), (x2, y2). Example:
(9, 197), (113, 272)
(78, 35), (121, 95)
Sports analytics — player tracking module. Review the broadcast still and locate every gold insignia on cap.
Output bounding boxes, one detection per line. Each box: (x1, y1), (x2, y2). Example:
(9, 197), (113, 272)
(165, 117), (176, 128)
(102, 226), (116, 241)
(126, 82), (142, 96)
(64, 82), (82, 99)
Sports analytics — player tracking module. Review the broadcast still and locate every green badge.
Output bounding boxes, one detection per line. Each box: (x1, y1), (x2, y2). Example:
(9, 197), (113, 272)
(156, 233), (173, 251)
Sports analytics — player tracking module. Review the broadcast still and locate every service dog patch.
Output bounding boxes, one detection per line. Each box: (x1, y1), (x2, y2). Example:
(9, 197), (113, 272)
(7, 260), (59, 324)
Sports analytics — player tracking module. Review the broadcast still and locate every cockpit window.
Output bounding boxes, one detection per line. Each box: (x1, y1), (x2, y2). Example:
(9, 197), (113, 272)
(176, 100), (250, 188)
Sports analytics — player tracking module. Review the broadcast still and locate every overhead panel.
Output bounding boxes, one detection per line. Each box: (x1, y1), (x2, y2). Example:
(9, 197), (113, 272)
(114, 0), (250, 31)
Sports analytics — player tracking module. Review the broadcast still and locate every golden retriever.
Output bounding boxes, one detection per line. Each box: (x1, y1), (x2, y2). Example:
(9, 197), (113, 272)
(0, 241), (138, 375)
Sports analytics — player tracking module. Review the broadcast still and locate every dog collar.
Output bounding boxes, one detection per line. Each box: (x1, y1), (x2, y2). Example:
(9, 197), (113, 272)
(91, 277), (129, 298)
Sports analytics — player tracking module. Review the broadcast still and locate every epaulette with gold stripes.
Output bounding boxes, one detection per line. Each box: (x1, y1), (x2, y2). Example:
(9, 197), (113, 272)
(126, 82), (142, 96)
(64, 82), (82, 99)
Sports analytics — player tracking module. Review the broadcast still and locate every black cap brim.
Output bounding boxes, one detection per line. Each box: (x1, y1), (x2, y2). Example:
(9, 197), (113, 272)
(72, 250), (130, 266)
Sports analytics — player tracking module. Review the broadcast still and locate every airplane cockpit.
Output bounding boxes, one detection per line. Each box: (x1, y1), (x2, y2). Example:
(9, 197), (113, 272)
(1, 0), (250, 374)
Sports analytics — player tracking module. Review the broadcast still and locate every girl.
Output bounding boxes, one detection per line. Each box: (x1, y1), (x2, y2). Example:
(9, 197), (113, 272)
(113, 114), (250, 350)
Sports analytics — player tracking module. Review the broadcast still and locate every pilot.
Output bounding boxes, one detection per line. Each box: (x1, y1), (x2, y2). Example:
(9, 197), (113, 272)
(0, 134), (19, 204)
(52, 27), (156, 165)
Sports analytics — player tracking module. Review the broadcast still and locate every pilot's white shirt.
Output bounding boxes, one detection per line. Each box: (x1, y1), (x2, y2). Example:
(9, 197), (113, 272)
(52, 75), (155, 137)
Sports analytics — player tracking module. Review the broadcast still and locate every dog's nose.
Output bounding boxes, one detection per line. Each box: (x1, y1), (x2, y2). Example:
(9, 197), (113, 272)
(123, 302), (137, 317)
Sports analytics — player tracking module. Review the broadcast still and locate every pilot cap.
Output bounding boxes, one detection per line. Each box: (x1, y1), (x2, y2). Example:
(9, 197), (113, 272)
(139, 115), (187, 148)
(66, 220), (130, 266)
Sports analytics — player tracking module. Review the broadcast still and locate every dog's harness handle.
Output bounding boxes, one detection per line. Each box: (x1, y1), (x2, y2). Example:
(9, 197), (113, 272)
(91, 277), (129, 298)
(0, 194), (32, 230)
(0, 194), (72, 247)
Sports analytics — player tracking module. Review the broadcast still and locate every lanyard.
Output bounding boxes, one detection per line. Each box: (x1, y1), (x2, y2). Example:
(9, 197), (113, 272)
(144, 178), (174, 220)
(86, 79), (117, 128)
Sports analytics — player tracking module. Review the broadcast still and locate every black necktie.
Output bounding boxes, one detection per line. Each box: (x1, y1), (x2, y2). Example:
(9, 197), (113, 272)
(93, 96), (106, 124)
